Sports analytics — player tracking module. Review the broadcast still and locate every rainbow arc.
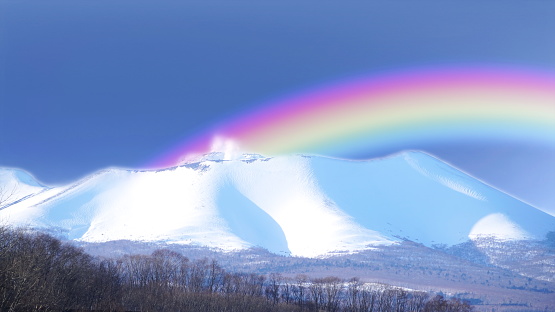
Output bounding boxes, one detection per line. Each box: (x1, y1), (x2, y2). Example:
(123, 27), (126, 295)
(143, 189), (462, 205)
(149, 66), (555, 168)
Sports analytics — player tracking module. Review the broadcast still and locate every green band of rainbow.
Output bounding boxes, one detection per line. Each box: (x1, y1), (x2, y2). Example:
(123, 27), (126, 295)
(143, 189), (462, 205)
(149, 66), (555, 168)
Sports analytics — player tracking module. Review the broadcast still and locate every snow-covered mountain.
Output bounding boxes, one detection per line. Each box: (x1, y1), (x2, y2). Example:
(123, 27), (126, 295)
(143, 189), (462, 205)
(0, 168), (49, 208)
(1, 151), (553, 258)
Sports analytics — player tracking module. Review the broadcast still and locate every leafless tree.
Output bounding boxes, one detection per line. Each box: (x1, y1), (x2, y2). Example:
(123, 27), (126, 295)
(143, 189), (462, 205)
(0, 226), (476, 312)
(0, 184), (18, 208)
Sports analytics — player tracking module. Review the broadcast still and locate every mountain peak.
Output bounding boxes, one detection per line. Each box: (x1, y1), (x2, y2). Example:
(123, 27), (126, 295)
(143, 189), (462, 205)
(0, 168), (47, 209)
(1, 152), (553, 257)
(0, 168), (45, 188)
(195, 152), (269, 163)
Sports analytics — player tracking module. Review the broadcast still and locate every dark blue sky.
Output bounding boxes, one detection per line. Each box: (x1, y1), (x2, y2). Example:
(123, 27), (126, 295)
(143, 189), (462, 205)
(1, 1), (554, 211)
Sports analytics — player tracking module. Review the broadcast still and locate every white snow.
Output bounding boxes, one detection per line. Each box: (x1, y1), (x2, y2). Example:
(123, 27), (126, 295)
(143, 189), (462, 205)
(468, 213), (531, 241)
(1, 151), (554, 257)
(0, 168), (48, 209)
(226, 156), (391, 257)
(404, 152), (487, 201)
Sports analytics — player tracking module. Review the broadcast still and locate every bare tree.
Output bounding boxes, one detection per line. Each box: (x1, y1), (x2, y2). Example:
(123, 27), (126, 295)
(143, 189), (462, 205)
(1, 225), (477, 312)
(321, 276), (343, 312)
(266, 273), (283, 305)
(292, 274), (309, 308)
(0, 184), (18, 208)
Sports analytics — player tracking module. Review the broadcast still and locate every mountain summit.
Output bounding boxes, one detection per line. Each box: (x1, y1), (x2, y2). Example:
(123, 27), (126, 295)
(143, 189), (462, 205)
(1, 152), (553, 257)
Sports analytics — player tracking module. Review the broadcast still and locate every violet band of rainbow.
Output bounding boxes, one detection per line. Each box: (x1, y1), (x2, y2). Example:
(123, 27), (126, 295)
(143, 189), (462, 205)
(148, 66), (555, 168)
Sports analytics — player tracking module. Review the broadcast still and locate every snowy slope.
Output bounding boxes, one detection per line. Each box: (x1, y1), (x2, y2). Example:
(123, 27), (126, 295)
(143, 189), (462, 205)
(1, 152), (553, 257)
(0, 168), (49, 209)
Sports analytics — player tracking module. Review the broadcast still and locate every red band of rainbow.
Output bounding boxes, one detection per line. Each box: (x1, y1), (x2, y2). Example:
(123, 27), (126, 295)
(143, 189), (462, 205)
(148, 65), (555, 168)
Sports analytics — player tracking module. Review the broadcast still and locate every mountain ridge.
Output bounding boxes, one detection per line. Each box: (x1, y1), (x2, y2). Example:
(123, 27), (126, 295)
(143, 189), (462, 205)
(1, 151), (553, 258)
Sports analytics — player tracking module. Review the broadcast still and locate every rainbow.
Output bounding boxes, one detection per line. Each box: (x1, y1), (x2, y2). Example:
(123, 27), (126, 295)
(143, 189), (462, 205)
(149, 66), (555, 168)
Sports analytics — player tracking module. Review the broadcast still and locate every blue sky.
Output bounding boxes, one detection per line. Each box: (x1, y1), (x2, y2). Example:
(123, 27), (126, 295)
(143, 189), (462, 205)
(1, 0), (554, 212)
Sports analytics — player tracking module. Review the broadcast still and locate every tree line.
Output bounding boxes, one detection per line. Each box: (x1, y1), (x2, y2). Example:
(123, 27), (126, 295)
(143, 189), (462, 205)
(0, 225), (473, 311)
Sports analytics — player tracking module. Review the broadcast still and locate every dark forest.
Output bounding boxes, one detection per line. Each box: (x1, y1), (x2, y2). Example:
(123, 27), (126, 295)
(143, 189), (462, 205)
(0, 226), (473, 311)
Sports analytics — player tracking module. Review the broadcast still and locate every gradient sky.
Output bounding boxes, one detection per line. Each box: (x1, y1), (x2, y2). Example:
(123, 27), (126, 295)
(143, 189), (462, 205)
(1, 1), (554, 213)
